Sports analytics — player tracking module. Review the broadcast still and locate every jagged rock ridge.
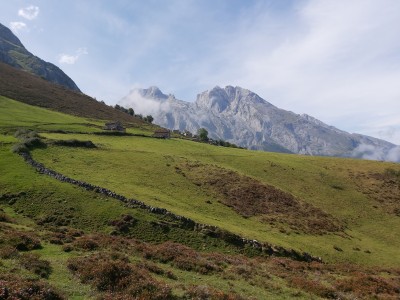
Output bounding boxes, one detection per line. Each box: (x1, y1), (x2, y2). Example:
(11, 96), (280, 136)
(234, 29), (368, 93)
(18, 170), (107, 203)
(0, 23), (80, 92)
(120, 86), (398, 161)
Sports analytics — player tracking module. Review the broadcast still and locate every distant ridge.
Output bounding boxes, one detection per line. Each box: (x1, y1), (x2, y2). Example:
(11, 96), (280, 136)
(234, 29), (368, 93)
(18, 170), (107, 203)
(121, 86), (399, 161)
(0, 22), (80, 92)
(0, 62), (142, 123)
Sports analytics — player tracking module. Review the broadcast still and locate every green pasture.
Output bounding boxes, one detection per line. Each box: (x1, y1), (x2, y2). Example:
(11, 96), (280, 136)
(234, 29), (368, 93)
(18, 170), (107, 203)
(1, 95), (400, 267)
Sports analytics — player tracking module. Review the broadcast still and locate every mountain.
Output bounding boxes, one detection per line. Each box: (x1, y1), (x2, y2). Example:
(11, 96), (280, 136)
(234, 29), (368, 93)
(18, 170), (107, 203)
(0, 61), (146, 124)
(0, 22), (80, 92)
(120, 85), (399, 161)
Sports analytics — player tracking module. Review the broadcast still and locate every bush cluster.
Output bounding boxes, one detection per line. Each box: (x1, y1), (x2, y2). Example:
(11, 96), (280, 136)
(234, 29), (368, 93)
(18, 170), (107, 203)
(11, 129), (45, 154)
(52, 139), (96, 148)
(144, 241), (221, 275)
(67, 253), (173, 299)
(18, 253), (52, 279)
(0, 274), (64, 300)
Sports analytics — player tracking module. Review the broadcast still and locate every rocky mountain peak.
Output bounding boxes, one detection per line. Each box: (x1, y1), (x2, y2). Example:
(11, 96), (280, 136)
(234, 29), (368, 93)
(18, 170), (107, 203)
(138, 86), (168, 100)
(120, 85), (398, 161)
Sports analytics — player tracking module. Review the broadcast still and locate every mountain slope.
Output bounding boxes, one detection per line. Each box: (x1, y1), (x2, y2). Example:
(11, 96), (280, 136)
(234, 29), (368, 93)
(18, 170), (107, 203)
(120, 86), (399, 161)
(0, 62), (147, 124)
(0, 22), (80, 92)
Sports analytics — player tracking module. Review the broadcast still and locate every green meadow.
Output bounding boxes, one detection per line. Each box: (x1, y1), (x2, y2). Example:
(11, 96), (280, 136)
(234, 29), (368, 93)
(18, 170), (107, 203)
(1, 95), (399, 299)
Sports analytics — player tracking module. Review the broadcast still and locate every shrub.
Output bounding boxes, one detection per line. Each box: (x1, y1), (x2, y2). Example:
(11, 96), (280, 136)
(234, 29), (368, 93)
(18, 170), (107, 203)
(0, 246), (19, 259)
(109, 214), (137, 233)
(71, 236), (99, 251)
(68, 253), (173, 299)
(11, 143), (29, 154)
(6, 231), (41, 251)
(183, 285), (247, 300)
(335, 274), (400, 298)
(0, 209), (14, 223)
(14, 129), (38, 139)
(0, 274), (64, 299)
(144, 241), (221, 275)
(19, 253), (52, 279)
(52, 139), (96, 148)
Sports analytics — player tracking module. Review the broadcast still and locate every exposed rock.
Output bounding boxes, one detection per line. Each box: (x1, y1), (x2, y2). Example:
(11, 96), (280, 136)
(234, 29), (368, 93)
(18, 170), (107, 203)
(121, 85), (397, 160)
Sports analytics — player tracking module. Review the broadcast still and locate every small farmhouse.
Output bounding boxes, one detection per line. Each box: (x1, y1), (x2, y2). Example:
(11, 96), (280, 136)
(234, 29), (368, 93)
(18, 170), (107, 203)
(103, 121), (125, 132)
(153, 128), (171, 139)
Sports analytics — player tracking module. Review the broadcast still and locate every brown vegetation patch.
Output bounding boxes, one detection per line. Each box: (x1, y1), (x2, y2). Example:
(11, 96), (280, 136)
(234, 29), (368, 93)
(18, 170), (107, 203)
(350, 168), (400, 216)
(178, 161), (344, 234)
(0, 225), (41, 251)
(67, 253), (173, 299)
(18, 253), (52, 279)
(0, 274), (64, 299)
(143, 241), (222, 275)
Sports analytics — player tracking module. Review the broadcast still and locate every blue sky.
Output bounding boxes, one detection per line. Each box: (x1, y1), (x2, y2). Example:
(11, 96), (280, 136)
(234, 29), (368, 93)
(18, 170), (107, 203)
(2, 0), (400, 144)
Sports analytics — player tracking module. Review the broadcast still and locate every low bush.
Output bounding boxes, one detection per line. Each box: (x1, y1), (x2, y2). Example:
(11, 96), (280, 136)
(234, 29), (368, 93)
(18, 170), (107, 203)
(0, 274), (64, 299)
(52, 139), (96, 148)
(335, 274), (400, 298)
(14, 129), (38, 139)
(71, 236), (99, 251)
(144, 241), (221, 275)
(67, 253), (174, 299)
(183, 285), (247, 300)
(5, 230), (42, 251)
(0, 209), (14, 223)
(19, 253), (52, 279)
(109, 214), (137, 233)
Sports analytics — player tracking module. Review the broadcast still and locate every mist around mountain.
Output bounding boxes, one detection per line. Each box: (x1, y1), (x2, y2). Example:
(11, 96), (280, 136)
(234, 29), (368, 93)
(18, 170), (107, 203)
(120, 86), (400, 162)
(0, 23), (80, 92)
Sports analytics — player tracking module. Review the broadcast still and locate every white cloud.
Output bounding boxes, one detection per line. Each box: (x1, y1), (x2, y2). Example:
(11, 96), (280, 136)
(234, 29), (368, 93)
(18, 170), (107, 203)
(58, 48), (88, 65)
(186, 0), (400, 144)
(18, 5), (40, 20)
(118, 89), (170, 116)
(352, 144), (400, 162)
(9, 21), (27, 33)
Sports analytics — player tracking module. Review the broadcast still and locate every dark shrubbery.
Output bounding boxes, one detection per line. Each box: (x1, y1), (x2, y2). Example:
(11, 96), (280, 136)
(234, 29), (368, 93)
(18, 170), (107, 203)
(11, 129), (45, 154)
(4, 230), (42, 251)
(144, 241), (221, 275)
(67, 253), (173, 299)
(109, 214), (138, 233)
(183, 285), (247, 300)
(0, 274), (64, 299)
(18, 253), (52, 278)
(52, 139), (96, 148)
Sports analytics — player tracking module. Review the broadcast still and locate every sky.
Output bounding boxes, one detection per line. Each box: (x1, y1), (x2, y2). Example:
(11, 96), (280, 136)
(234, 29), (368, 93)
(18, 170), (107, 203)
(1, 0), (400, 145)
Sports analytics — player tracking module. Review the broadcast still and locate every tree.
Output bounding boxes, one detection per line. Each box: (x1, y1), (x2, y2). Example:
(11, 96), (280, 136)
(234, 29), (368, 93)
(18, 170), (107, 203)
(128, 108), (134, 116)
(145, 115), (154, 123)
(197, 128), (209, 142)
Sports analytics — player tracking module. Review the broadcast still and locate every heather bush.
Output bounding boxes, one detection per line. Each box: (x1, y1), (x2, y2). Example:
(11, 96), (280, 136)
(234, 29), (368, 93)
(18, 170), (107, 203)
(5, 230), (41, 251)
(19, 253), (52, 279)
(145, 241), (221, 274)
(183, 285), (247, 300)
(71, 236), (99, 251)
(109, 214), (137, 233)
(67, 253), (174, 299)
(0, 274), (64, 299)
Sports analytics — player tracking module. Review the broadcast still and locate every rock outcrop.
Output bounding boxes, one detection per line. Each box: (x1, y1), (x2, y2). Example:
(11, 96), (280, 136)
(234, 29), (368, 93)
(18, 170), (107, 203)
(120, 85), (398, 160)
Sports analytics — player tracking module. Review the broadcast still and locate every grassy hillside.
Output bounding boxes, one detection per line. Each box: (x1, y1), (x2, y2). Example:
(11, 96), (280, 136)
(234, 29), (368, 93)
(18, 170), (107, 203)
(1, 95), (399, 299)
(0, 62), (150, 125)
